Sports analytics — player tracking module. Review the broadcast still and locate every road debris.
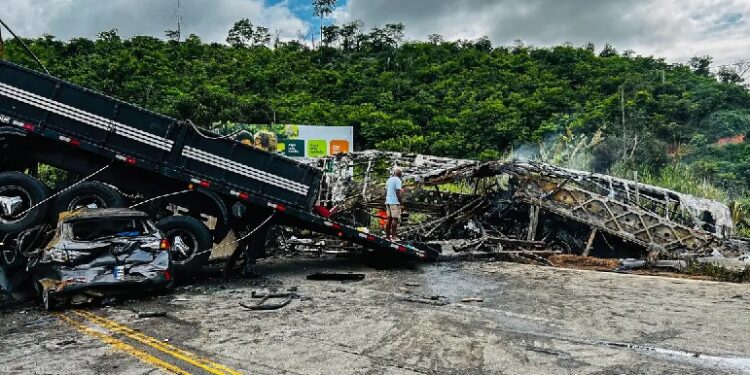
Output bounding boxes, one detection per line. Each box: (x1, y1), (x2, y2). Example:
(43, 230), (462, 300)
(403, 295), (450, 306)
(548, 255), (620, 270)
(240, 291), (295, 311)
(56, 339), (77, 346)
(460, 297), (484, 303)
(306, 272), (366, 281)
(136, 311), (167, 318)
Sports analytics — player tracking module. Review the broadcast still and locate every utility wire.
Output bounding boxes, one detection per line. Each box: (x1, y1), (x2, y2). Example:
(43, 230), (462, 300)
(0, 18), (50, 74)
(129, 190), (192, 209)
(183, 119), (244, 140)
(17, 164), (111, 217)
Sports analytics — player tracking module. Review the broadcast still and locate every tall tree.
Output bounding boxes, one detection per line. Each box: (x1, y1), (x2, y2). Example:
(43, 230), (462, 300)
(339, 20), (363, 51)
(312, 0), (337, 49)
(226, 18), (254, 47)
(165, 29), (180, 42)
(718, 67), (743, 84)
(427, 33), (443, 45)
(689, 55), (713, 77)
(599, 43), (618, 57)
(384, 23), (405, 48)
(253, 26), (271, 47)
(322, 25), (340, 47)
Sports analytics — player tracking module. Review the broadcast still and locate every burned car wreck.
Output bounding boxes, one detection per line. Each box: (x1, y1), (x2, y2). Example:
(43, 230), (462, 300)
(28, 208), (173, 310)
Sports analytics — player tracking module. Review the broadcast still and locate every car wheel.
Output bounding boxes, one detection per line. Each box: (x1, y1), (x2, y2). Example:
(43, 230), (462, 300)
(548, 237), (576, 254)
(42, 289), (65, 311)
(156, 216), (212, 277)
(0, 172), (49, 235)
(1, 245), (24, 269)
(53, 181), (125, 218)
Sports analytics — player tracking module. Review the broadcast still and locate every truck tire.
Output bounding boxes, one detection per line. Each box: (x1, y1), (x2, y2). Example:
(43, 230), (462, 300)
(54, 182), (126, 217)
(156, 216), (212, 277)
(0, 172), (49, 235)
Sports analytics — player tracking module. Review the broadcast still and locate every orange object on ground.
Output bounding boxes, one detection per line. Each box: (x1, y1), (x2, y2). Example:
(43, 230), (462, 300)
(377, 209), (388, 228)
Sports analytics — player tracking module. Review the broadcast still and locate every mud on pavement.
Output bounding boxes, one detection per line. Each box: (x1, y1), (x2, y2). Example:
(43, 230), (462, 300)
(2, 256), (750, 375)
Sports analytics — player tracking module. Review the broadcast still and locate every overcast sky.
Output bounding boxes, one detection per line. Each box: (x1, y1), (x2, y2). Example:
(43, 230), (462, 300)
(3, 0), (749, 65)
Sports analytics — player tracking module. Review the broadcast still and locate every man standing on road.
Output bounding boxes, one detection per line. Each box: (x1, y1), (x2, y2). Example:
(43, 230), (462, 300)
(385, 167), (404, 241)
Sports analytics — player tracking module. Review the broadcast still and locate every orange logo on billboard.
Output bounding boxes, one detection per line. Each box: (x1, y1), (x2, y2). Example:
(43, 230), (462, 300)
(329, 140), (350, 155)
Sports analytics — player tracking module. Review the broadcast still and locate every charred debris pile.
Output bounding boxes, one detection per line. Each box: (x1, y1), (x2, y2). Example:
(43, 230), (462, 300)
(303, 151), (749, 265)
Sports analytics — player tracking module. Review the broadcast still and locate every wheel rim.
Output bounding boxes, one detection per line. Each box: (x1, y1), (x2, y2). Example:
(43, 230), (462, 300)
(42, 290), (50, 310)
(0, 185), (33, 224)
(67, 194), (108, 210)
(1, 247), (18, 265)
(549, 240), (573, 254)
(166, 229), (199, 264)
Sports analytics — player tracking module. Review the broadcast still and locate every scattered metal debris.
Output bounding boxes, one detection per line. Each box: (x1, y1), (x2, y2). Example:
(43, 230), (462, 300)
(136, 311), (168, 318)
(55, 339), (77, 347)
(403, 295), (450, 306)
(240, 291), (295, 311)
(306, 272), (365, 281)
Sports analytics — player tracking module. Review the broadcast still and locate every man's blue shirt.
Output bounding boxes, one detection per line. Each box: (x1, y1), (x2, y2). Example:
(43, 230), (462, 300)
(385, 176), (402, 205)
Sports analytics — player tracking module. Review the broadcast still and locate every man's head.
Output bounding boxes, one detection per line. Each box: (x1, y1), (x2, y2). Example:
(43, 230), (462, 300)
(392, 167), (403, 177)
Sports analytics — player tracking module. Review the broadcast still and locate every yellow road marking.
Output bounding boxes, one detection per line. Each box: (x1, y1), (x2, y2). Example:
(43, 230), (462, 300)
(74, 310), (244, 375)
(56, 313), (191, 375)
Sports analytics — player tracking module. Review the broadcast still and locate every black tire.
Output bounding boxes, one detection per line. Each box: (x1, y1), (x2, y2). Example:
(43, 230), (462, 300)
(156, 216), (212, 276)
(53, 181), (125, 218)
(40, 287), (66, 311)
(0, 172), (49, 235)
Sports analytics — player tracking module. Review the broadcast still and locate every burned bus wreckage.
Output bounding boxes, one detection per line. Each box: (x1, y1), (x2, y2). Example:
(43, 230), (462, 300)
(311, 151), (749, 262)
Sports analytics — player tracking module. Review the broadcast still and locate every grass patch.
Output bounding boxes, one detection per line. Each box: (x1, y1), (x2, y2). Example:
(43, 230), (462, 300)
(611, 162), (728, 202)
(682, 262), (750, 283)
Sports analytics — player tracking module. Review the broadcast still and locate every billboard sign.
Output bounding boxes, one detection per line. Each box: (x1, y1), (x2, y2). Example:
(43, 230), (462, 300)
(214, 123), (353, 158)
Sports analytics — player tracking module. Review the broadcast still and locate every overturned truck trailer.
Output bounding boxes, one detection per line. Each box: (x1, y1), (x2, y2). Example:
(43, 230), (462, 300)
(320, 151), (748, 260)
(0, 60), (436, 299)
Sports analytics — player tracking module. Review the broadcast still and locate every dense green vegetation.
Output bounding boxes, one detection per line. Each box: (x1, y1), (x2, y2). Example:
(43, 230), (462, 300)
(3, 22), (750, 201)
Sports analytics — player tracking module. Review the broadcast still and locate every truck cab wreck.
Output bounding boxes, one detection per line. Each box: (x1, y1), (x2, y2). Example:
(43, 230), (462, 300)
(31, 209), (172, 310)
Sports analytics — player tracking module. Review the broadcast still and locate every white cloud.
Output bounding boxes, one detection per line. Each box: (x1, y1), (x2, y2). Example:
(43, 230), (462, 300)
(334, 0), (750, 65)
(1, 0), (310, 42)
(2, 0), (750, 65)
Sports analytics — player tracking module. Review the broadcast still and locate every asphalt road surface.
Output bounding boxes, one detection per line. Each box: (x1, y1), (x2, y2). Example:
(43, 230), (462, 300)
(1, 257), (750, 374)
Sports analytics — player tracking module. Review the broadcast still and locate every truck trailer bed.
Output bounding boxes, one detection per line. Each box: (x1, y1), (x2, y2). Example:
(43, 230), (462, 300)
(0, 60), (437, 261)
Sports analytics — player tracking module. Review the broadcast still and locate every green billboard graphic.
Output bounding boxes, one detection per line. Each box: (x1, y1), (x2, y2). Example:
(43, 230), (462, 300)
(307, 139), (327, 158)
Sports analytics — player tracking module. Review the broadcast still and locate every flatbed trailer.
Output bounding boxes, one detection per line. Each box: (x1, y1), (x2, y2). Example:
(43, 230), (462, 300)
(0, 60), (436, 274)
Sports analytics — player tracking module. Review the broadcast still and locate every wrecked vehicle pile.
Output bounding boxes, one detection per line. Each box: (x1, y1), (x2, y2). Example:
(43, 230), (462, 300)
(312, 151), (749, 263)
(1, 60), (748, 311)
(0, 60), (436, 309)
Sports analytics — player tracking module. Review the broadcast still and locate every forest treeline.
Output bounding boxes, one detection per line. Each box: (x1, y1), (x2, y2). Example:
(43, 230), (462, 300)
(3, 20), (750, 199)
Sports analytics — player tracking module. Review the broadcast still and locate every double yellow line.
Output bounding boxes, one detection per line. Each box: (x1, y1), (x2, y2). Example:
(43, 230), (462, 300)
(56, 310), (244, 375)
